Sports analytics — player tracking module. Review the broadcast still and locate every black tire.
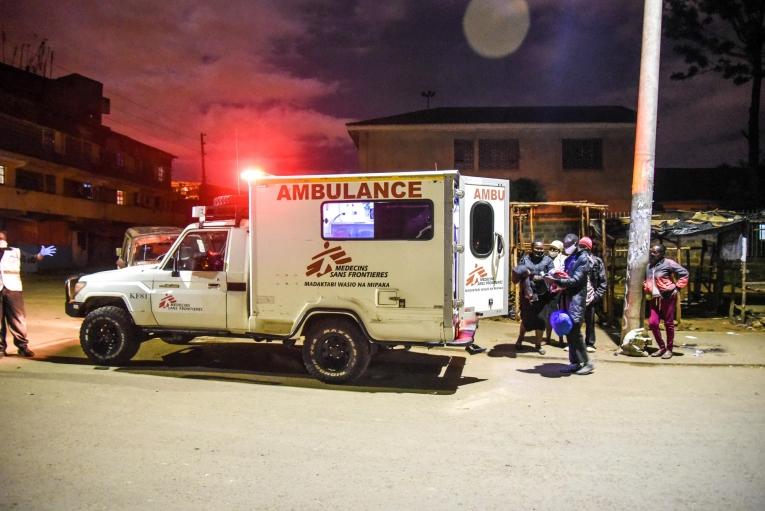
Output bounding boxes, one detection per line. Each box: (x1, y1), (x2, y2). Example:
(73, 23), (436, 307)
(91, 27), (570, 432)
(80, 306), (141, 365)
(302, 319), (371, 383)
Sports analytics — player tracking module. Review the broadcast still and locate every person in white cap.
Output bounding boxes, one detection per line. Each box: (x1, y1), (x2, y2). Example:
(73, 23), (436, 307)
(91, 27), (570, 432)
(0, 231), (56, 358)
(548, 240), (566, 271)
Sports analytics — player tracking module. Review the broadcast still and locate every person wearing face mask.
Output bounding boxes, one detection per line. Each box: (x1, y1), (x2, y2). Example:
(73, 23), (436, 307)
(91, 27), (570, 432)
(0, 231), (57, 358)
(643, 243), (689, 359)
(548, 240), (566, 272)
(515, 240), (553, 355)
(544, 233), (593, 375)
(545, 239), (566, 346)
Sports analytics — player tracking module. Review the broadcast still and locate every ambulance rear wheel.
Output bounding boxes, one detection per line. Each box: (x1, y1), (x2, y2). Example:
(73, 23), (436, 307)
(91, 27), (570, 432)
(302, 320), (371, 383)
(80, 306), (140, 365)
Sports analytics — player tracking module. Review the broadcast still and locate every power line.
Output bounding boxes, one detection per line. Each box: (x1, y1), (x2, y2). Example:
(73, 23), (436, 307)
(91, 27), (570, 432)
(103, 116), (197, 155)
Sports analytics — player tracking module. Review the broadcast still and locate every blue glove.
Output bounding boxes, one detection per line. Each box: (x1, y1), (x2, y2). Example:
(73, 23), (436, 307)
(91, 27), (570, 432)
(39, 245), (57, 257)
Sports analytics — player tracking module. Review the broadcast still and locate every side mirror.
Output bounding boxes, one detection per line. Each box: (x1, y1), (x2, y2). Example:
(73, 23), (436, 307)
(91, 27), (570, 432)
(171, 254), (180, 277)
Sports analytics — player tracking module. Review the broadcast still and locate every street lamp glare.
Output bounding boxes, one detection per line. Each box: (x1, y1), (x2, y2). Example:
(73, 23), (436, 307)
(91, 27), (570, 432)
(240, 167), (265, 182)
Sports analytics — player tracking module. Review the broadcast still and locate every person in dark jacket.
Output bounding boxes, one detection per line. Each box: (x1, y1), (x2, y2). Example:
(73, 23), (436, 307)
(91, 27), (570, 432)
(515, 241), (553, 355)
(580, 237), (607, 351)
(544, 233), (593, 375)
(643, 243), (689, 359)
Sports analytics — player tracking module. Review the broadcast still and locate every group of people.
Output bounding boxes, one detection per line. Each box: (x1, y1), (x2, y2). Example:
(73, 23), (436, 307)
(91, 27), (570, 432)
(513, 233), (606, 375)
(0, 231), (56, 358)
(513, 233), (689, 376)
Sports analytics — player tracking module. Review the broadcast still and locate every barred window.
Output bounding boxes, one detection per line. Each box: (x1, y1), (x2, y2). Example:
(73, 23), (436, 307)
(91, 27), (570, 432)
(16, 169), (44, 192)
(0, 164), (5, 185)
(454, 139), (474, 171)
(562, 139), (603, 170)
(479, 139), (519, 170)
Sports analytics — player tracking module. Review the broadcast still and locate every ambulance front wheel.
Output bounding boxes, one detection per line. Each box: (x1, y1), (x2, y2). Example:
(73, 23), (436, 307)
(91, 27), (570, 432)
(80, 306), (141, 365)
(302, 319), (371, 383)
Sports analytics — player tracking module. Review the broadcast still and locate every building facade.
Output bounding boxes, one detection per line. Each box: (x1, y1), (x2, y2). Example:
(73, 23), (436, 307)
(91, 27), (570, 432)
(347, 106), (637, 211)
(0, 62), (185, 269)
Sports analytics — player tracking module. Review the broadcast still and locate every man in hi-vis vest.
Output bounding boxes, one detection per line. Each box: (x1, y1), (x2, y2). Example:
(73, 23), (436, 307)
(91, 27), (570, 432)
(0, 231), (56, 358)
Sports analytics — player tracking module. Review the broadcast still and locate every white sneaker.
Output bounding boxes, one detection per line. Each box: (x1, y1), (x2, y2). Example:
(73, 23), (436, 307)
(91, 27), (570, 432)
(586, 346), (596, 352)
(563, 346), (569, 351)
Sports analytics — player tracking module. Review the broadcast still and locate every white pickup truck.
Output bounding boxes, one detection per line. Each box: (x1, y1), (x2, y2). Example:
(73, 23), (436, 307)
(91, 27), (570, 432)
(65, 171), (509, 382)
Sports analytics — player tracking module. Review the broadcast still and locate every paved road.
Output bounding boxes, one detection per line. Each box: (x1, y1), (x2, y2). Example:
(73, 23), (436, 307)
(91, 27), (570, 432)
(1, 277), (764, 510)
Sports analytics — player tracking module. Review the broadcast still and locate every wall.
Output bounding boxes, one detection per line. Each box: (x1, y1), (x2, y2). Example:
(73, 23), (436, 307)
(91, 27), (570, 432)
(353, 123), (635, 210)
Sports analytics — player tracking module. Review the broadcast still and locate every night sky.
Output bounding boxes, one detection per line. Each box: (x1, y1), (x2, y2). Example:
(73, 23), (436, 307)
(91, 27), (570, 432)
(1, 0), (755, 187)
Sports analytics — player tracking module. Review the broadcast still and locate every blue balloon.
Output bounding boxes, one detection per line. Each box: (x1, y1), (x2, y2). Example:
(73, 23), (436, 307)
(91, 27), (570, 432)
(550, 310), (573, 336)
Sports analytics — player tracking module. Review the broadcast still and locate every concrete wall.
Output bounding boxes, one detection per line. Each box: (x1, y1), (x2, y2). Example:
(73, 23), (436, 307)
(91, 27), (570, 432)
(352, 123), (635, 210)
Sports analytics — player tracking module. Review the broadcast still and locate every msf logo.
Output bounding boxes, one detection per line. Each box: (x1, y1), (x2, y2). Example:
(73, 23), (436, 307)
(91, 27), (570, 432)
(306, 242), (352, 278)
(465, 265), (488, 286)
(158, 293), (177, 309)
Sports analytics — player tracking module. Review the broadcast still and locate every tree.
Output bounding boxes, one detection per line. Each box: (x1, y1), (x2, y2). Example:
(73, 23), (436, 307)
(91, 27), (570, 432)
(663, 0), (764, 171)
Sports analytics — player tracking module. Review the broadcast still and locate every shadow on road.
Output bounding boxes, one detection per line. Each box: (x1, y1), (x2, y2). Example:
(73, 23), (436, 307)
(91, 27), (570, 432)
(38, 341), (484, 394)
(516, 363), (580, 378)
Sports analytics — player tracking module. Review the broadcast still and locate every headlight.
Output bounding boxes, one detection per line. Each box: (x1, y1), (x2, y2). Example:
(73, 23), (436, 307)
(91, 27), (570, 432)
(65, 276), (86, 301)
(74, 281), (87, 296)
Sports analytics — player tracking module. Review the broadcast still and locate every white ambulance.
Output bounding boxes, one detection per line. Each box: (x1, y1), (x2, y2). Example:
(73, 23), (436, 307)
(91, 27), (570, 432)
(65, 171), (509, 383)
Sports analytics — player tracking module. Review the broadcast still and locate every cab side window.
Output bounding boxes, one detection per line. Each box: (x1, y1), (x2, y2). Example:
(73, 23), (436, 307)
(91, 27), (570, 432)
(166, 230), (228, 271)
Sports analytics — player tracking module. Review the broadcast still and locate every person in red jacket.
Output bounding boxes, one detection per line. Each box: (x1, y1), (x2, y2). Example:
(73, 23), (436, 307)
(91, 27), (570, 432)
(643, 244), (689, 359)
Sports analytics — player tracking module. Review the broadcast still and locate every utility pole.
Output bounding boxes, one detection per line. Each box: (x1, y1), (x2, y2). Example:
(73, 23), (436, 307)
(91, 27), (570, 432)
(200, 133), (208, 203)
(622, 0), (663, 338)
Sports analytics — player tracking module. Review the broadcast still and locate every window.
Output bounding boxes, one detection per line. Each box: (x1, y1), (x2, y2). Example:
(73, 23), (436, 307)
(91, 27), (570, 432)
(116, 152), (125, 167)
(66, 136), (83, 160)
(454, 140), (474, 171)
(156, 166), (165, 182)
(470, 202), (494, 258)
(44, 175), (56, 194)
(15, 169), (45, 192)
(116, 190), (124, 205)
(165, 230), (229, 272)
(42, 129), (55, 152)
(0, 165), (5, 185)
(63, 179), (94, 199)
(479, 139), (519, 170)
(322, 200), (433, 241)
(562, 139), (603, 169)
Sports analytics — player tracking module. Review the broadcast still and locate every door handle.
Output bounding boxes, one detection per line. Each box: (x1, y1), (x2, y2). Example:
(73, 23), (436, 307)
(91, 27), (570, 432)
(208, 283), (220, 289)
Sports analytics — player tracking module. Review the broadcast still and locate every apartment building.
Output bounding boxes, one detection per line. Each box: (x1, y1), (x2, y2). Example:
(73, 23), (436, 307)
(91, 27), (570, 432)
(0, 62), (185, 268)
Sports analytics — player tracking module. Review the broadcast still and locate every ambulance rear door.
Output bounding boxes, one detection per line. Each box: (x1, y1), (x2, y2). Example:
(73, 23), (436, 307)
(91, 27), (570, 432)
(457, 176), (509, 317)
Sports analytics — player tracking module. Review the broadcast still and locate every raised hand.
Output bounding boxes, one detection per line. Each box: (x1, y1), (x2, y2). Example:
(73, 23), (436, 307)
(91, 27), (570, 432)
(39, 245), (57, 257)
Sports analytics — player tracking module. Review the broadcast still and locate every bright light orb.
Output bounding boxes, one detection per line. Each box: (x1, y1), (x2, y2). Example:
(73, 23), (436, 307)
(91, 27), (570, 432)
(463, 0), (530, 59)
(240, 167), (265, 182)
